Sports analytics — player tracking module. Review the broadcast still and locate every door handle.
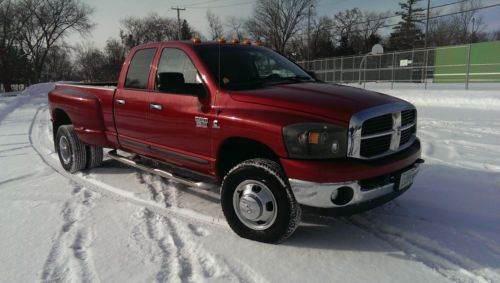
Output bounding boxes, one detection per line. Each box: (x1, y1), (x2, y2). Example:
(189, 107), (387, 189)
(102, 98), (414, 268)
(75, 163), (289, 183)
(116, 99), (126, 105)
(150, 103), (163, 111)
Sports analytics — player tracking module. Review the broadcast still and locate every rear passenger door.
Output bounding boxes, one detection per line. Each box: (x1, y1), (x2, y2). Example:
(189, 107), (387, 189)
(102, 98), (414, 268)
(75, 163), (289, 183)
(147, 47), (213, 172)
(114, 48), (157, 155)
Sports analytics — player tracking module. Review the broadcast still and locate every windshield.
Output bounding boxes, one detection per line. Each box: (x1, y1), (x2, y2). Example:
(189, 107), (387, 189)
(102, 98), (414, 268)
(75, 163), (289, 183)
(194, 45), (313, 90)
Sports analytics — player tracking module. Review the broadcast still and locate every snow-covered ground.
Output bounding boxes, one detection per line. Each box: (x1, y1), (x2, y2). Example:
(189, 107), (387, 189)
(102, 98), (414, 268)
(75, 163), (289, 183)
(0, 83), (499, 283)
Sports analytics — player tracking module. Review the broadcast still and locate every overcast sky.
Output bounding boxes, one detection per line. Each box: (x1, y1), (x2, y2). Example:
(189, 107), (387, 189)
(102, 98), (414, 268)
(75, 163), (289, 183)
(67, 0), (500, 48)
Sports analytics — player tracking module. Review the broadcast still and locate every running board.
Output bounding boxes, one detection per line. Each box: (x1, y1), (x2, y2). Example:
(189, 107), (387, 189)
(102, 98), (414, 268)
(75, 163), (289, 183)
(107, 150), (216, 189)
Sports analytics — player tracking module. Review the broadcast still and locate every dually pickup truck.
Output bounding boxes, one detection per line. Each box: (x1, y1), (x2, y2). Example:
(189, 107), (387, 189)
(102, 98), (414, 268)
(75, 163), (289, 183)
(48, 39), (423, 243)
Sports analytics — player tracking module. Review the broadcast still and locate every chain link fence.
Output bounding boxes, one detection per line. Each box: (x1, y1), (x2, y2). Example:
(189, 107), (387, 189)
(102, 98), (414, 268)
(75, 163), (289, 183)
(297, 42), (500, 90)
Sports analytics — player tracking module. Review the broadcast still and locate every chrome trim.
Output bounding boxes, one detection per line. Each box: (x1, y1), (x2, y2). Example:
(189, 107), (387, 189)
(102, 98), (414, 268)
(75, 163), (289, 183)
(56, 83), (116, 91)
(120, 138), (209, 164)
(150, 103), (163, 110)
(107, 150), (215, 189)
(347, 102), (416, 160)
(116, 99), (126, 105)
(289, 161), (422, 208)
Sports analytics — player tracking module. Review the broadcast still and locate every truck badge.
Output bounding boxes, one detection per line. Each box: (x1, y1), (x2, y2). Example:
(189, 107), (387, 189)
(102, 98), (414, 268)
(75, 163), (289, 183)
(195, 117), (209, 128)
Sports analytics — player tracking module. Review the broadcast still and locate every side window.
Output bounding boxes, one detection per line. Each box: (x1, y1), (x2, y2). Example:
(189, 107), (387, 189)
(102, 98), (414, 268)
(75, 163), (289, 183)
(125, 48), (157, 89)
(156, 48), (201, 88)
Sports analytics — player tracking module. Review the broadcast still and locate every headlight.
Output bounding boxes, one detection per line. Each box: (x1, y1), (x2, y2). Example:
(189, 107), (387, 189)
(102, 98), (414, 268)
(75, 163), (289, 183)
(282, 123), (347, 159)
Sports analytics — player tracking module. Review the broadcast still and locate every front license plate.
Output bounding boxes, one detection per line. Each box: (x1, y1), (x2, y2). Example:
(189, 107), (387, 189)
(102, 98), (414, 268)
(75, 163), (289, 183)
(399, 168), (417, 190)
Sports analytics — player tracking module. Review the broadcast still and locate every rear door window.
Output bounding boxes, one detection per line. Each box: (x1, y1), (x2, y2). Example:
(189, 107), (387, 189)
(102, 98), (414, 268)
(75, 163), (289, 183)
(125, 48), (157, 89)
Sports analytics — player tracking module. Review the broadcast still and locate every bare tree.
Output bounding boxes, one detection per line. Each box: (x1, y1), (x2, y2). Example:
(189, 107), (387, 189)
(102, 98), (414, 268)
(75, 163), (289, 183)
(452, 0), (485, 43)
(246, 0), (315, 54)
(0, 0), (31, 91)
(120, 13), (177, 49)
(225, 16), (246, 40)
(206, 10), (224, 40)
(491, 30), (500, 41)
(44, 44), (75, 81)
(103, 38), (127, 81)
(74, 44), (106, 82)
(18, 0), (94, 82)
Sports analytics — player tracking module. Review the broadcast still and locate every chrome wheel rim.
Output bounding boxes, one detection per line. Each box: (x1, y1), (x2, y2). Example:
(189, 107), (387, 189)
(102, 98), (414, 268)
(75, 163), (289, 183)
(233, 180), (278, 230)
(59, 136), (71, 164)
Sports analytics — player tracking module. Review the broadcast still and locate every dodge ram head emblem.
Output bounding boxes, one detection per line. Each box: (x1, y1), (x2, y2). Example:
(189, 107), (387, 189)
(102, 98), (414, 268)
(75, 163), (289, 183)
(195, 116), (209, 128)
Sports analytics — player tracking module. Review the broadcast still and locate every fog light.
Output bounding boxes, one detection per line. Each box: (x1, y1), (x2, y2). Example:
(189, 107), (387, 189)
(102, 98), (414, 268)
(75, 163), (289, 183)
(330, 190), (338, 201)
(331, 141), (339, 153)
(331, 186), (354, 206)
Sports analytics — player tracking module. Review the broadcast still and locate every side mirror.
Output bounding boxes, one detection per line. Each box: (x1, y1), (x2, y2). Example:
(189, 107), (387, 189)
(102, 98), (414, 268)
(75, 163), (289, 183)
(157, 72), (207, 99)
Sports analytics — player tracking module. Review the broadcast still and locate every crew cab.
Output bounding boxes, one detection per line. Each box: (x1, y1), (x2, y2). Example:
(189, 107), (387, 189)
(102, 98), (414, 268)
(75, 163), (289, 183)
(48, 39), (423, 243)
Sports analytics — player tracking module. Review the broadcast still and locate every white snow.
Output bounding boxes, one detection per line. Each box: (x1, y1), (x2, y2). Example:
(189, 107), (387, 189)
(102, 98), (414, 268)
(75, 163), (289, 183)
(0, 82), (499, 282)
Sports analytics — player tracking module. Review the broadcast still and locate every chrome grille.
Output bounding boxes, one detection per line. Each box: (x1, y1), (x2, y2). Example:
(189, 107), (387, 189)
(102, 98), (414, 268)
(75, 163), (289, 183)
(401, 109), (416, 126)
(360, 135), (392, 157)
(361, 114), (393, 135)
(348, 102), (417, 160)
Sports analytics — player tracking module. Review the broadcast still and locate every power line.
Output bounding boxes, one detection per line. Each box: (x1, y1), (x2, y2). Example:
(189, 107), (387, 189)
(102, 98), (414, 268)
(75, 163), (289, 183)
(187, 0), (256, 9)
(296, 0), (498, 38)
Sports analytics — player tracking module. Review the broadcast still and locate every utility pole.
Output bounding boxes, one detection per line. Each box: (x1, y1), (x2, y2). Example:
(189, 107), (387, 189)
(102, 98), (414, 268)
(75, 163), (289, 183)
(424, 0), (430, 49)
(171, 6), (186, 40)
(307, 4), (314, 67)
(423, 0), (431, 85)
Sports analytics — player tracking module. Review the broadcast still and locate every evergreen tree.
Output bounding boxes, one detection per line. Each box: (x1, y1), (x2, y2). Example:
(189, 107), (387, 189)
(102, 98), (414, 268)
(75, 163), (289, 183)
(389, 0), (425, 50)
(180, 19), (194, 40)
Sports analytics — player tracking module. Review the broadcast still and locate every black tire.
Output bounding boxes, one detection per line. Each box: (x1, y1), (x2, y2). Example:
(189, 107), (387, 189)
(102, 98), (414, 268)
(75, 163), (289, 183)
(221, 158), (301, 243)
(86, 145), (103, 169)
(55, 125), (87, 173)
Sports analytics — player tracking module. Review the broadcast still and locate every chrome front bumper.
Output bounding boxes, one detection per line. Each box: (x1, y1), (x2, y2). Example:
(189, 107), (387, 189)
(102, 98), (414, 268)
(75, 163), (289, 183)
(289, 161), (422, 208)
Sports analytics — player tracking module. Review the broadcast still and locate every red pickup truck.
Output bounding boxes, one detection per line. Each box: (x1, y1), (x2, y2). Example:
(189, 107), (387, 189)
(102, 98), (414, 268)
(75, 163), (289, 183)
(48, 40), (423, 243)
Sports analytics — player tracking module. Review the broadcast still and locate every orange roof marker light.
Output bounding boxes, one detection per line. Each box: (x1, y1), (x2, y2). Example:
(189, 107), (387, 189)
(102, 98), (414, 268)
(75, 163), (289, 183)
(191, 37), (201, 44)
(243, 38), (251, 45)
(255, 39), (262, 46)
(231, 38), (240, 44)
(218, 37), (226, 43)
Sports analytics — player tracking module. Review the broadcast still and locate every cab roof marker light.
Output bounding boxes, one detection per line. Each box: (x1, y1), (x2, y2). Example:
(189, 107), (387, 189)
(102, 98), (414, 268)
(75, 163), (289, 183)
(243, 38), (251, 45)
(255, 39), (262, 46)
(218, 37), (226, 43)
(231, 38), (239, 44)
(191, 37), (201, 44)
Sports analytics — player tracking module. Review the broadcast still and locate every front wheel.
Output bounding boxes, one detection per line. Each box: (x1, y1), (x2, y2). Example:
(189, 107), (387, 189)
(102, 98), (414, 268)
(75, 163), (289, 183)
(221, 158), (301, 243)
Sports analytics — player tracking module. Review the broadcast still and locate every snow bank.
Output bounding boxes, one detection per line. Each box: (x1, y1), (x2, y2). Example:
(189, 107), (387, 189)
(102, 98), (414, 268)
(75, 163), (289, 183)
(348, 83), (500, 111)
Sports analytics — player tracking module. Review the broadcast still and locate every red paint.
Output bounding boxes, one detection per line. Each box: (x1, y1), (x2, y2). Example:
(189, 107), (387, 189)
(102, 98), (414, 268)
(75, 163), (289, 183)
(48, 41), (421, 182)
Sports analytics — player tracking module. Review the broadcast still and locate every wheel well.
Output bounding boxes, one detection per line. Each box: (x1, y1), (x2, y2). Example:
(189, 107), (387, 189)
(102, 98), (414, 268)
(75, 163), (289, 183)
(217, 137), (280, 180)
(52, 108), (72, 140)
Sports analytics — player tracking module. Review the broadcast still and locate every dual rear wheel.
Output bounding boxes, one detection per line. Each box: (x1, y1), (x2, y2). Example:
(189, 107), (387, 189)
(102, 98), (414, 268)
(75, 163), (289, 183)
(56, 125), (103, 173)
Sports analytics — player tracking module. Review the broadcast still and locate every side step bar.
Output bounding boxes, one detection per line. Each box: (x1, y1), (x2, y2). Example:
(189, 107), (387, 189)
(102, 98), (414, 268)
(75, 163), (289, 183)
(107, 150), (216, 189)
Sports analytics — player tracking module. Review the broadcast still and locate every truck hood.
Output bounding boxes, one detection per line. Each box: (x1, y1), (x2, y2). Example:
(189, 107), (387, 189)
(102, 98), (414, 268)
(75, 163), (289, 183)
(229, 82), (404, 125)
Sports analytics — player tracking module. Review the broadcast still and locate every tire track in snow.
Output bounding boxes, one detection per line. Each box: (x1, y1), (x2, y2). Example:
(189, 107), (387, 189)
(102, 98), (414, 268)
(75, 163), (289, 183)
(29, 106), (228, 229)
(344, 215), (497, 283)
(131, 173), (264, 283)
(131, 207), (262, 283)
(41, 183), (100, 282)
